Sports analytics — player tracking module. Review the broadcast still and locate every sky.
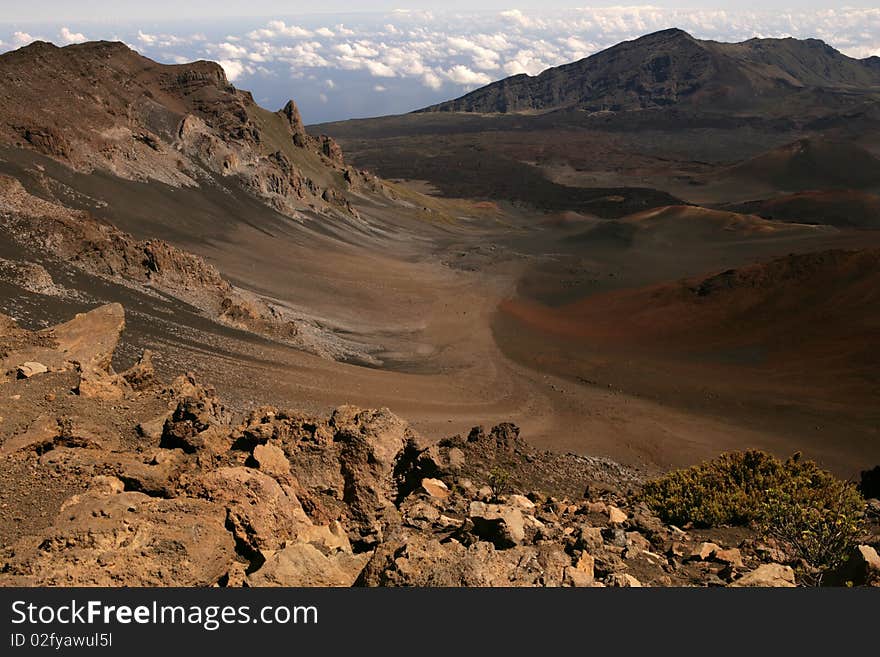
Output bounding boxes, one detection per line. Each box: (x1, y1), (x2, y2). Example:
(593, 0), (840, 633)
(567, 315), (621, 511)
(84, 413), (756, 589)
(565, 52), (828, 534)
(2, 4), (880, 123)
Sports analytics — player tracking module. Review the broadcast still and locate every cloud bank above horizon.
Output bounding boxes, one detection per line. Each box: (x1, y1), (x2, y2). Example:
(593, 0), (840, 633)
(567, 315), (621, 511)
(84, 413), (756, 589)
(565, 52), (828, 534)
(3, 6), (880, 123)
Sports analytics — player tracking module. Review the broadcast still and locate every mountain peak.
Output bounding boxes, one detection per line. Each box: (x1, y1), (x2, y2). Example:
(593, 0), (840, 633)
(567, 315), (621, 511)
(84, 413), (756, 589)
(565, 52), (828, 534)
(645, 27), (695, 39)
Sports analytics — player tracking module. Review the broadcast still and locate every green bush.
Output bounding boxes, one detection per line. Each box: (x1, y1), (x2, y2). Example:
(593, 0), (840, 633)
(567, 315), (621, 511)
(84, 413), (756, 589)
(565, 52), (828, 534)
(641, 451), (865, 584)
(488, 466), (512, 500)
(760, 470), (865, 586)
(642, 451), (792, 527)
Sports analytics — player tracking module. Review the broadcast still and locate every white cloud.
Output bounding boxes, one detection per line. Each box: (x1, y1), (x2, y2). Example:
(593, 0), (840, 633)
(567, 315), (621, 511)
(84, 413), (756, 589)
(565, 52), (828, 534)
(334, 42), (379, 58)
(59, 27), (87, 44)
(137, 30), (157, 45)
(12, 31), (37, 47)
(500, 9), (531, 28)
(247, 20), (312, 40)
(422, 70), (443, 89)
(218, 59), (250, 81)
(324, 79), (336, 89)
(444, 64), (492, 86)
(365, 60), (396, 77)
(447, 36), (500, 71)
(319, 93), (329, 103)
(11, 6), (880, 117)
(212, 41), (248, 58)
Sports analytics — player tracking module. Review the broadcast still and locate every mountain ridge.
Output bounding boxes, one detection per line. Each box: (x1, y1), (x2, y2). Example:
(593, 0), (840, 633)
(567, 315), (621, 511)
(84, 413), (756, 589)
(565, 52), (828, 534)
(418, 28), (880, 115)
(0, 39), (384, 219)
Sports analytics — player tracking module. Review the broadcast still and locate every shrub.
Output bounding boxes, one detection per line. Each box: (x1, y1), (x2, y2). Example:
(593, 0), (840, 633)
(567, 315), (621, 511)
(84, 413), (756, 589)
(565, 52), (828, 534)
(488, 466), (512, 500)
(641, 450), (790, 527)
(641, 451), (866, 585)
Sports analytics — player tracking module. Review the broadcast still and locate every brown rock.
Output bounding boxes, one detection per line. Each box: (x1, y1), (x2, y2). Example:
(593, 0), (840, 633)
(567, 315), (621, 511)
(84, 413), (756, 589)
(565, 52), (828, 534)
(574, 552), (596, 584)
(421, 477), (450, 499)
(161, 388), (232, 453)
(1, 491), (235, 586)
(16, 361), (48, 378)
(626, 531), (653, 552)
(714, 548), (745, 569)
(320, 135), (344, 163)
(183, 467), (311, 557)
(248, 543), (369, 587)
(137, 413), (171, 441)
(252, 443), (291, 480)
(75, 365), (129, 400)
(564, 566), (594, 587)
(121, 350), (156, 390)
(606, 573), (643, 587)
(730, 564), (797, 588)
(298, 520), (353, 554)
(469, 501), (526, 548)
(829, 545), (880, 586)
(509, 494), (536, 510)
(691, 542), (722, 561)
(577, 525), (605, 552)
(357, 534), (569, 587)
(51, 303), (125, 372)
(608, 506), (628, 524)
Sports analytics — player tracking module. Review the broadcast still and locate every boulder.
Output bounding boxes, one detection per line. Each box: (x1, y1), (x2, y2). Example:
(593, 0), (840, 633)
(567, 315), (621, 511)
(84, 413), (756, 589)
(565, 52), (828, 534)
(573, 552), (596, 584)
(248, 543), (369, 587)
(691, 542), (722, 561)
(469, 501), (526, 548)
(161, 387), (232, 453)
(713, 548), (745, 569)
(252, 443), (292, 480)
(608, 506), (628, 524)
(75, 365), (129, 400)
(121, 350), (156, 390)
(182, 467), (311, 558)
(0, 415), (115, 456)
(1, 491), (235, 586)
(564, 566), (594, 587)
(829, 545), (880, 586)
(16, 361), (48, 379)
(576, 526), (605, 552)
(357, 534), (568, 587)
(1, 304), (125, 379)
(297, 520), (353, 554)
(320, 135), (344, 163)
(606, 573), (643, 587)
(730, 564), (797, 588)
(509, 494), (536, 510)
(51, 303), (125, 372)
(421, 478), (450, 499)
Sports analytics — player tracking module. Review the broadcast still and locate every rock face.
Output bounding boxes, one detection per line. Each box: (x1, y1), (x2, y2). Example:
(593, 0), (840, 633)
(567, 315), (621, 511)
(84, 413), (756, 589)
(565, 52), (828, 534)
(3, 486), (236, 586)
(0, 305), (876, 588)
(420, 29), (880, 115)
(0, 176), (298, 344)
(0, 41), (375, 219)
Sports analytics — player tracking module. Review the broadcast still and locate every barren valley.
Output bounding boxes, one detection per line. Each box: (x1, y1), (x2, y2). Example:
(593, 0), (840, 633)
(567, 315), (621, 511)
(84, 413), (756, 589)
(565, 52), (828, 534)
(1, 30), (878, 587)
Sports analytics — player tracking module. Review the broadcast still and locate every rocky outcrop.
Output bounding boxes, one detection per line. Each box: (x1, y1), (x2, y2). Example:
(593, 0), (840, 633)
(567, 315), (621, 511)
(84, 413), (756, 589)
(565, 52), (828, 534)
(0, 41), (371, 219)
(1, 305), (877, 588)
(0, 176), (298, 343)
(2, 485), (237, 586)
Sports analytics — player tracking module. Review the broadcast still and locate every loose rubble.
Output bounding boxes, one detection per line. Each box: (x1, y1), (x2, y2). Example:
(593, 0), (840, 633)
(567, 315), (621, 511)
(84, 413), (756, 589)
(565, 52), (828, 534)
(1, 304), (878, 587)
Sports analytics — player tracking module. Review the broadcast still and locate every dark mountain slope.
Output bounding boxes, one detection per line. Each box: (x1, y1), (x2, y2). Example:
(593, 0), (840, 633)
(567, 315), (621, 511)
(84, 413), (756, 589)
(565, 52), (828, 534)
(419, 29), (880, 115)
